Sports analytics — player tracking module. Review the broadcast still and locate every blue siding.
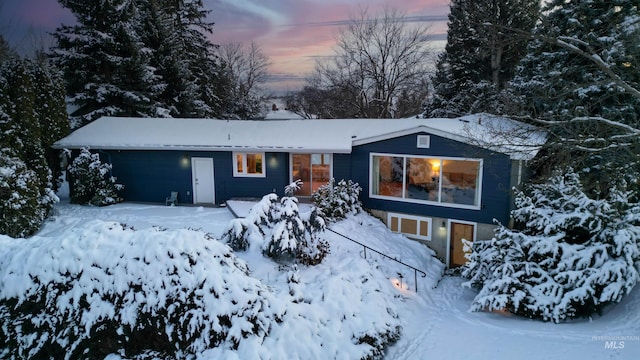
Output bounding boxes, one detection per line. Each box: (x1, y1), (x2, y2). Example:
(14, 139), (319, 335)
(101, 150), (194, 204)
(100, 150), (289, 204)
(91, 131), (512, 225)
(333, 153), (352, 181)
(350, 132), (513, 225)
(215, 152), (289, 201)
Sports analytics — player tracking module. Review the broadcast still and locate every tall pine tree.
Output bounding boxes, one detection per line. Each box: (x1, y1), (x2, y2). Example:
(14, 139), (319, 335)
(463, 169), (640, 322)
(425, 0), (539, 117)
(140, 0), (231, 118)
(512, 0), (640, 188)
(31, 61), (70, 190)
(51, 0), (233, 125)
(0, 57), (61, 237)
(51, 0), (161, 128)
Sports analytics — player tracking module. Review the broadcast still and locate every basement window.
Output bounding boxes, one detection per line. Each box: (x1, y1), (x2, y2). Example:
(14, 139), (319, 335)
(388, 213), (432, 241)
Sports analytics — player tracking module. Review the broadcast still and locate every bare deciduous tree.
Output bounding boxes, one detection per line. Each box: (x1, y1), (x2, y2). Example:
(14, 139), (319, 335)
(308, 7), (434, 118)
(217, 42), (271, 100)
(216, 42), (271, 119)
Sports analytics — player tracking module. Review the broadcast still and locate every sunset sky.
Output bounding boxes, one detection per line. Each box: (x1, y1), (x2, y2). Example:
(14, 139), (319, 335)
(0, 0), (450, 92)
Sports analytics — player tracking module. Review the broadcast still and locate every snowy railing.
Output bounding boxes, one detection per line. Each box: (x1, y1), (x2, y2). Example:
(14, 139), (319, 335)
(327, 228), (427, 293)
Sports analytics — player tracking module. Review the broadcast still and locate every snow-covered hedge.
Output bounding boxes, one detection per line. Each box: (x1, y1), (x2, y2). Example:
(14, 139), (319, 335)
(201, 256), (402, 360)
(67, 147), (123, 206)
(463, 170), (640, 322)
(312, 178), (362, 222)
(1, 216), (404, 359)
(0, 221), (284, 359)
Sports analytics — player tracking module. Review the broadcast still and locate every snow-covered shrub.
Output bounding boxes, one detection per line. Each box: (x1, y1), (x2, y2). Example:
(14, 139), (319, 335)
(312, 178), (362, 221)
(223, 185), (330, 265)
(297, 207), (330, 266)
(222, 218), (254, 251)
(0, 152), (56, 238)
(463, 169), (640, 322)
(264, 194), (306, 261)
(221, 194), (279, 251)
(0, 221), (285, 359)
(247, 193), (279, 230)
(67, 148), (124, 206)
(286, 265), (305, 303)
(262, 181), (330, 264)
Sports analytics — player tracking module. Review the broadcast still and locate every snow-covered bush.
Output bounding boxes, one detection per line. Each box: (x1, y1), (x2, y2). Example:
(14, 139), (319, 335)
(222, 184), (329, 265)
(463, 169), (640, 322)
(0, 152), (56, 238)
(297, 207), (330, 266)
(265, 181), (329, 264)
(264, 191), (306, 261)
(312, 178), (362, 221)
(0, 221), (284, 359)
(247, 192), (279, 228)
(222, 194), (278, 251)
(67, 148), (124, 206)
(222, 218), (254, 251)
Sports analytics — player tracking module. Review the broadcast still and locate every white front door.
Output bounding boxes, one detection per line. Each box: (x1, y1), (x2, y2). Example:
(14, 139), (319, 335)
(191, 157), (215, 204)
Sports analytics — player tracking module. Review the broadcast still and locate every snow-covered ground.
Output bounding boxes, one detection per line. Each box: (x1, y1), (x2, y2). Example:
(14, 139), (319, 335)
(3, 191), (640, 359)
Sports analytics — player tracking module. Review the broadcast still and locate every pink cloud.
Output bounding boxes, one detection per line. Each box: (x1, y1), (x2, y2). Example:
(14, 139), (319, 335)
(1, 0), (449, 91)
(223, 0), (450, 84)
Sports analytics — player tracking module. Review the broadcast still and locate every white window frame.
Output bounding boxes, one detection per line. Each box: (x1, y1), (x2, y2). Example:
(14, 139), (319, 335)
(233, 152), (266, 178)
(369, 152), (483, 210)
(387, 212), (432, 241)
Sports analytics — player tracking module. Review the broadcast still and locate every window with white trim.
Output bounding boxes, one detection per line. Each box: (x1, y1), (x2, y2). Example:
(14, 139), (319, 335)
(370, 153), (482, 208)
(388, 213), (432, 241)
(233, 152), (265, 177)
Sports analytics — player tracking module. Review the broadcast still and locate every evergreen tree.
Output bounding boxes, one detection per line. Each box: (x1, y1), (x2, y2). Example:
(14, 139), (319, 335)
(30, 62), (70, 191)
(0, 152), (44, 238)
(67, 148), (124, 206)
(311, 178), (362, 222)
(297, 207), (329, 266)
(0, 36), (12, 61)
(264, 181), (306, 261)
(52, 0), (233, 124)
(140, 0), (231, 118)
(425, 0), (539, 117)
(512, 0), (640, 186)
(463, 169), (640, 322)
(51, 0), (161, 128)
(222, 193), (278, 251)
(0, 58), (59, 237)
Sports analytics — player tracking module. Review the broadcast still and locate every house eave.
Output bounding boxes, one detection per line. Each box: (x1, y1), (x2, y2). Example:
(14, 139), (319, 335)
(352, 125), (541, 161)
(52, 143), (352, 154)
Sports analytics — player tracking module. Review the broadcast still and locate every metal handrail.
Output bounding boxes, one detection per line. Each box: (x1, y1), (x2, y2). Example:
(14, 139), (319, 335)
(327, 228), (427, 293)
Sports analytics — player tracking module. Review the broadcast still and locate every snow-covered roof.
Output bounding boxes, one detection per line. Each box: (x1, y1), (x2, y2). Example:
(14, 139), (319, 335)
(53, 114), (546, 160)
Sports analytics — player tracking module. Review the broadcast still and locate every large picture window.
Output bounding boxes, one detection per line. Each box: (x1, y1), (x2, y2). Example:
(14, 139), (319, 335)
(233, 152), (265, 177)
(371, 153), (481, 208)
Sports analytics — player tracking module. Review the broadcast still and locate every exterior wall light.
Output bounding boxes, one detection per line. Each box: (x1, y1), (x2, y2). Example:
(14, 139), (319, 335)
(181, 153), (190, 168)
